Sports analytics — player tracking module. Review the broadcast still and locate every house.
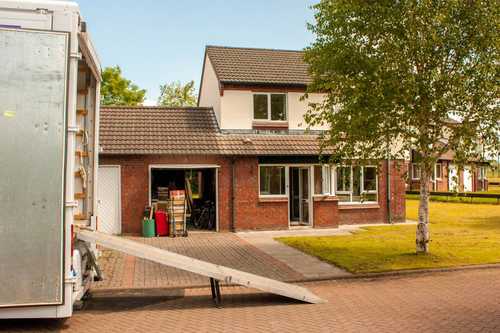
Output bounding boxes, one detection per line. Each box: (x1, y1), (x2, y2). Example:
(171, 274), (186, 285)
(408, 149), (489, 193)
(98, 46), (407, 235)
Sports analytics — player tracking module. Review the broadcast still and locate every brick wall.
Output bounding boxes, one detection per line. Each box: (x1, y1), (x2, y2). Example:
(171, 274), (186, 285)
(100, 155), (406, 234)
(408, 161), (450, 192)
(99, 154), (232, 234)
(233, 157), (289, 230)
(313, 197), (339, 228)
(408, 161), (490, 193)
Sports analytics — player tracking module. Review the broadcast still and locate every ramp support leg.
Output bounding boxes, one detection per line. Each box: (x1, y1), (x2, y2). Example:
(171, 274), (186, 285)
(210, 278), (222, 307)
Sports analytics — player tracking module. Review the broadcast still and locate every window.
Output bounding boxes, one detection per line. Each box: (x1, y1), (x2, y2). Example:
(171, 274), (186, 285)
(314, 165), (332, 195)
(478, 166), (487, 180)
(435, 163), (442, 180)
(363, 166), (378, 201)
(336, 166), (351, 202)
(412, 163), (421, 180)
(335, 165), (378, 203)
(259, 166), (286, 196)
(253, 94), (268, 120)
(270, 94), (286, 120)
(253, 93), (287, 121)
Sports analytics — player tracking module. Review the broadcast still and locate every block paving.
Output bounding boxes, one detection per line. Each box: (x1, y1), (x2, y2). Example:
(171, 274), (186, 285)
(2, 268), (499, 332)
(93, 232), (304, 290)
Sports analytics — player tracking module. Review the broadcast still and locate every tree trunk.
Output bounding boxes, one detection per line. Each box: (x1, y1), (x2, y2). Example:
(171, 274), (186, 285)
(416, 167), (430, 253)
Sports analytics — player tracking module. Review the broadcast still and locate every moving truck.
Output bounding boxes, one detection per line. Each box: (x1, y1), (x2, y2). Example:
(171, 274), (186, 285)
(0, 2), (324, 319)
(0, 0), (100, 318)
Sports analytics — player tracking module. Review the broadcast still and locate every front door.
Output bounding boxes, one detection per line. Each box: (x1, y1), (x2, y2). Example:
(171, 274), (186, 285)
(289, 167), (311, 226)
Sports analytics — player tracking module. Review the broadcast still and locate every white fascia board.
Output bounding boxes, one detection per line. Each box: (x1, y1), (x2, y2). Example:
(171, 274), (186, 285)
(0, 0), (79, 12)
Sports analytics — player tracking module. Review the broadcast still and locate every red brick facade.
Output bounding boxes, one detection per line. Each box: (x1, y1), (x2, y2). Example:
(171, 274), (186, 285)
(408, 160), (489, 192)
(100, 154), (406, 234)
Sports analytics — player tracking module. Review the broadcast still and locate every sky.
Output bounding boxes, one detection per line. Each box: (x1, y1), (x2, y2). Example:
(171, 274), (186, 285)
(78, 0), (317, 105)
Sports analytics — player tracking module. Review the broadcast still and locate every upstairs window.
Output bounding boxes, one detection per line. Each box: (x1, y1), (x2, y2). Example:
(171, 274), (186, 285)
(253, 93), (287, 121)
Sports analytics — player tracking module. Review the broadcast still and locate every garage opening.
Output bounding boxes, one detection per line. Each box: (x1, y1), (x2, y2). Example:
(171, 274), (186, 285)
(150, 167), (217, 231)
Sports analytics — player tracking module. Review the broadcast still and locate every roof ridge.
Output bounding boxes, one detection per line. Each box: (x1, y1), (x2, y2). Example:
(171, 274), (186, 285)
(206, 45), (305, 53)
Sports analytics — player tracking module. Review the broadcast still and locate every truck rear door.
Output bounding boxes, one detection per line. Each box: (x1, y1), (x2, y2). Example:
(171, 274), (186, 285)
(0, 28), (68, 307)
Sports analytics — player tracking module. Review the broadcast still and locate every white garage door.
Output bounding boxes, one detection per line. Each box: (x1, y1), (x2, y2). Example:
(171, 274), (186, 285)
(98, 166), (121, 234)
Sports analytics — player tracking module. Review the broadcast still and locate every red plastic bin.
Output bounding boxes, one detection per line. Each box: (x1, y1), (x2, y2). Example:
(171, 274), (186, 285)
(154, 210), (169, 236)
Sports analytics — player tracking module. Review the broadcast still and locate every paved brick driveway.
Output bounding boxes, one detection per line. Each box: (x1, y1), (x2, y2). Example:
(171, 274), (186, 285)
(93, 233), (303, 290)
(2, 268), (499, 332)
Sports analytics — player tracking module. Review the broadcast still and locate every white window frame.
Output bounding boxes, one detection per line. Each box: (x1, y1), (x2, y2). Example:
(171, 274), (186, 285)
(434, 163), (442, 180)
(253, 93), (288, 122)
(478, 166), (487, 180)
(335, 165), (378, 204)
(335, 165), (352, 199)
(412, 163), (421, 180)
(258, 164), (288, 198)
(312, 164), (335, 196)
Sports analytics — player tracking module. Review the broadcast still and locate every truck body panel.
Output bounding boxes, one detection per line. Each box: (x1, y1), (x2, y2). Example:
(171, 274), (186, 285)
(0, 0), (100, 318)
(0, 28), (69, 308)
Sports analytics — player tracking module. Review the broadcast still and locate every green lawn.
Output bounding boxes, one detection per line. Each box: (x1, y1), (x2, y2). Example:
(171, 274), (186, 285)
(406, 193), (500, 204)
(487, 184), (500, 194)
(277, 201), (500, 273)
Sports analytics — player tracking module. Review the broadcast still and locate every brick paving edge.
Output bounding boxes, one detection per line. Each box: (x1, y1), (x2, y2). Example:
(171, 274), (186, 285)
(91, 263), (500, 297)
(292, 262), (500, 284)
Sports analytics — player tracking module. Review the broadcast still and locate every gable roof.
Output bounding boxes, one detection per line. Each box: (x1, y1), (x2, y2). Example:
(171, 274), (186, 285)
(99, 106), (325, 156)
(205, 46), (311, 87)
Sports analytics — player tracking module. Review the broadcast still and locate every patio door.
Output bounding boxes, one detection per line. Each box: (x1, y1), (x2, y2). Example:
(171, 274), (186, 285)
(289, 167), (311, 226)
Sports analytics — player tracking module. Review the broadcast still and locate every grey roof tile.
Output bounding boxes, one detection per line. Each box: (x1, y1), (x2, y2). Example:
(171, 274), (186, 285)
(206, 46), (311, 86)
(100, 106), (325, 156)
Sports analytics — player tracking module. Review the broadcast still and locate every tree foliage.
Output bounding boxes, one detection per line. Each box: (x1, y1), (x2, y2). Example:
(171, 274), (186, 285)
(157, 80), (197, 107)
(304, 0), (499, 252)
(100, 66), (146, 106)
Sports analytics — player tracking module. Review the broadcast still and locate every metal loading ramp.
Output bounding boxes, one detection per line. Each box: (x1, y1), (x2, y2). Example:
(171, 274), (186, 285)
(76, 230), (325, 305)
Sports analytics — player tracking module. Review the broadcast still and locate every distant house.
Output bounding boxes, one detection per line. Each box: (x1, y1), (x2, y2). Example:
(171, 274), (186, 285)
(98, 46), (406, 235)
(408, 149), (489, 193)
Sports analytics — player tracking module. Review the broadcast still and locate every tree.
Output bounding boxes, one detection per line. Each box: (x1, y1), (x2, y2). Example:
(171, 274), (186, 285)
(101, 66), (146, 106)
(304, 1), (499, 253)
(157, 80), (197, 107)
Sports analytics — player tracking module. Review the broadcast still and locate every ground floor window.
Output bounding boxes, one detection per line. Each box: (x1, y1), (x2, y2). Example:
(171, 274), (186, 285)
(258, 164), (378, 203)
(478, 166), (487, 180)
(259, 166), (286, 196)
(314, 165), (333, 195)
(413, 162), (443, 181)
(412, 163), (421, 180)
(434, 163), (442, 180)
(336, 165), (378, 203)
